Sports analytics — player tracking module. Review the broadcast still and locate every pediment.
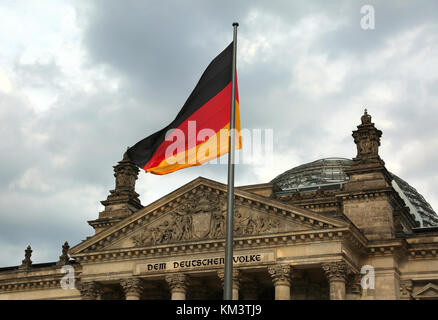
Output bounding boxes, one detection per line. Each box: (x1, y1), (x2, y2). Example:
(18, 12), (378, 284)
(413, 283), (438, 299)
(70, 177), (348, 255)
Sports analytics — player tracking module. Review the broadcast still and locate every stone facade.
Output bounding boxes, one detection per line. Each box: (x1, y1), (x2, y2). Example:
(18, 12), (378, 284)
(1, 111), (438, 300)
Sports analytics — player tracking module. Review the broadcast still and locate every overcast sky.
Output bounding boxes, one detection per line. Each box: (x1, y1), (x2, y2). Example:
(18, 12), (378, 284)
(1, 0), (437, 267)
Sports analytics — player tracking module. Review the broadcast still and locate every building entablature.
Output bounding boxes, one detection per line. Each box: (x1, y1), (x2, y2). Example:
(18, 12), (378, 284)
(71, 226), (368, 265)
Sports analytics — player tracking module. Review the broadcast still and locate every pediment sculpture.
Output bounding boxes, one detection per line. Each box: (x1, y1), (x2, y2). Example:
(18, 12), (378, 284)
(131, 191), (281, 246)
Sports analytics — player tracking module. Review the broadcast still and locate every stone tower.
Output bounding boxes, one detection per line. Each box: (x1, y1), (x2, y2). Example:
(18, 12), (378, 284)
(339, 110), (417, 240)
(88, 151), (143, 233)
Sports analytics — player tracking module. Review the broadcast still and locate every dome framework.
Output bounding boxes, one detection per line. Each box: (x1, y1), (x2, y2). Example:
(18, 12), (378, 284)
(271, 157), (438, 227)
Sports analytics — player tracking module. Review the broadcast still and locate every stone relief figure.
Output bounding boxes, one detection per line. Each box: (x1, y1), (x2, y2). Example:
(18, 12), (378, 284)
(162, 221), (174, 242)
(233, 208), (280, 236)
(234, 211), (249, 236)
(172, 211), (193, 241)
(131, 194), (282, 246)
(148, 225), (161, 244)
(149, 220), (171, 244)
(245, 216), (258, 234)
(256, 216), (280, 233)
(208, 208), (226, 239)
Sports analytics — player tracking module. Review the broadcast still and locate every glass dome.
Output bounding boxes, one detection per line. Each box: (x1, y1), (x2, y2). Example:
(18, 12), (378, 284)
(270, 158), (353, 191)
(270, 157), (438, 227)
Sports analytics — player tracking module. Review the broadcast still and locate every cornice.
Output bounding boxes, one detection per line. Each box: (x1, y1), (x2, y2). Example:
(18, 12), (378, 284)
(366, 239), (408, 257)
(408, 244), (438, 260)
(0, 273), (81, 293)
(336, 188), (394, 201)
(71, 226), (367, 264)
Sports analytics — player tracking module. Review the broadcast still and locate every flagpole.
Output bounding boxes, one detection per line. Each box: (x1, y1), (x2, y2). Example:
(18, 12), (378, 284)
(224, 22), (238, 300)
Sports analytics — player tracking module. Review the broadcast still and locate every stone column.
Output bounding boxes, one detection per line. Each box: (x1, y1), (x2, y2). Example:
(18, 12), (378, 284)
(166, 274), (189, 300)
(78, 281), (102, 300)
(268, 264), (292, 300)
(120, 278), (144, 300)
(322, 261), (348, 300)
(218, 269), (240, 300)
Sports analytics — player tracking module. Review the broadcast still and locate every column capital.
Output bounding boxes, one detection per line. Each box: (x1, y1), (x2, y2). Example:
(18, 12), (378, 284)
(120, 277), (144, 299)
(165, 273), (189, 293)
(217, 269), (241, 290)
(322, 261), (349, 282)
(268, 264), (292, 286)
(77, 281), (102, 300)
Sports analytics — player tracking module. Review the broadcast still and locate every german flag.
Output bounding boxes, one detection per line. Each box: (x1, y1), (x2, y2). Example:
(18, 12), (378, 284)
(127, 42), (241, 175)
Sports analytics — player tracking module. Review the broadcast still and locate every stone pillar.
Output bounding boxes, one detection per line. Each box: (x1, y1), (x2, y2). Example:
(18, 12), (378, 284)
(268, 264), (291, 300)
(166, 274), (189, 300)
(78, 281), (102, 300)
(322, 261), (348, 300)
(218, 269), (240, 300)
(120, 278), (144, 300)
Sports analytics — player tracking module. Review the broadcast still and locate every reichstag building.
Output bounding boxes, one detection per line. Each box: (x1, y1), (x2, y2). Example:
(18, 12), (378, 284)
(1, 111), (438, 300)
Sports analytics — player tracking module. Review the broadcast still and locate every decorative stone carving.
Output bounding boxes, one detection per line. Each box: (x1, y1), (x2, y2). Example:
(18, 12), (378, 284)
(268, 264), (292, 286)
(166, 274), (189, 300)
(114, 152), (138, 190)
(90, 151), (143, 232)
(56, 241), (70, 266)
(351, 109), (385, 166)
(77, 281), (102, 300)
(131, 191), (280, 246)
(165, 273), (189, 292)
(19, 245), (32, 270)
(120, 278), (144, 299)
(322, 261), (348, 282)
(233, 209), (280, 237)
(400, 280), (413, 300)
